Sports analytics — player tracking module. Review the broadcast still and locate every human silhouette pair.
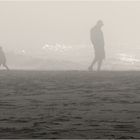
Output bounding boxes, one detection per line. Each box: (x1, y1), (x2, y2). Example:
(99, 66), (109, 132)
(0, 20), (105, 71)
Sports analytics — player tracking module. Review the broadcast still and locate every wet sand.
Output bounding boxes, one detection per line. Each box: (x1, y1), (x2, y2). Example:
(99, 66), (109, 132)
(0, 70), (140, 139)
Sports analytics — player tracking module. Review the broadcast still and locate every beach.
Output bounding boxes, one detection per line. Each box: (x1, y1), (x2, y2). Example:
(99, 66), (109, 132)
(0, 70), (140, 139)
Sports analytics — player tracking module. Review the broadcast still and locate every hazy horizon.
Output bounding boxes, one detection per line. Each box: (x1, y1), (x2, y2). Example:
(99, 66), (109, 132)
(1, 1), (140, 70)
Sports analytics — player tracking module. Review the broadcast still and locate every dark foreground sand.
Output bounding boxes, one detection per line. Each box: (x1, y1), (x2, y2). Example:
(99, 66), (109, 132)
(0, 70), (140, 139)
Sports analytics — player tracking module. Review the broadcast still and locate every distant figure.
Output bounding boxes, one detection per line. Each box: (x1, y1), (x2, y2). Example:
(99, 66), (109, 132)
(0, 47), (9, 70)
(88, 20), (105, 71)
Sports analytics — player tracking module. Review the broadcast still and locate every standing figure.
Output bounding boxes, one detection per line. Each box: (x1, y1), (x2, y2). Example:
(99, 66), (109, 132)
(88, 20), (105, 71)
(0, 46), (9, 70)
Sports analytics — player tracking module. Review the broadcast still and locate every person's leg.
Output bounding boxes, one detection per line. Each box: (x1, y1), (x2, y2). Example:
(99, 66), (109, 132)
(3, 63), (9, 70)
(88, 58), (97, 71)
(97, 59), (103, 71)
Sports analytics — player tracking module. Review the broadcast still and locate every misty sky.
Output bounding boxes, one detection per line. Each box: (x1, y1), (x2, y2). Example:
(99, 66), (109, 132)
(0, 1), (140, 61)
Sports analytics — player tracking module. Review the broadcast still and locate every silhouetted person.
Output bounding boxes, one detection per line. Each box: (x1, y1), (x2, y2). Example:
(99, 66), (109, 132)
(88, 20), (105, 71)
(0, 46), (9, 70)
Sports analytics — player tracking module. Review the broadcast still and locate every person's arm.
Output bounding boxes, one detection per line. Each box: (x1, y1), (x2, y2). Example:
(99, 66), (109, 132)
(101, 31), (105, 47)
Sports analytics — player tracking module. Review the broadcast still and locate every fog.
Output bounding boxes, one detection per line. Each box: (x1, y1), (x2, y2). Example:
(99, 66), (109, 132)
(0, 1), (140, 70)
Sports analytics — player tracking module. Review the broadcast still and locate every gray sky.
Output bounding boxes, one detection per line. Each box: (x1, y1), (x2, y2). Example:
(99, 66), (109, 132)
(0, 1), (140, 62)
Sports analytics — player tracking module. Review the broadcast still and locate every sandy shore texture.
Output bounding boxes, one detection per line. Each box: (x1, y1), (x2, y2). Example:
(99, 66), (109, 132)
(0, 70), (140, 139)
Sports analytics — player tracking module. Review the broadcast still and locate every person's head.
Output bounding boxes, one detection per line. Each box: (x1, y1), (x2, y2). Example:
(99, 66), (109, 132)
(96, 20), (104, 28)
